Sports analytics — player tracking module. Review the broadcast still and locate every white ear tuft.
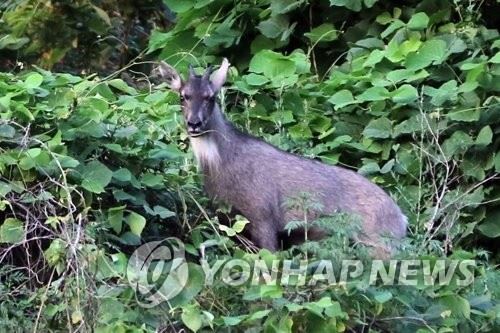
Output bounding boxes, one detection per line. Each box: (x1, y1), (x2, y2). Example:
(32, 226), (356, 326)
(210, 58), (230, 92)
(156, 61), (182, 91)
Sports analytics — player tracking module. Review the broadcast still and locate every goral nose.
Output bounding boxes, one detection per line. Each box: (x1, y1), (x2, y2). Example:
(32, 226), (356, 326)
(187, 120), (202, 133)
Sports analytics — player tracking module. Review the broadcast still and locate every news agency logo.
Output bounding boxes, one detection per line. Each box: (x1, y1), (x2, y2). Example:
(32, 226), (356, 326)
(126, 238), (476, 307)
(126, 237), (188, 308)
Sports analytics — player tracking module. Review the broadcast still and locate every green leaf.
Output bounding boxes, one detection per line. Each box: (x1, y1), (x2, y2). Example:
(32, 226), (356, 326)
(289, 50), (311, 74)
(425, 80), (458, 106)
(141, 173), (164, 187)
(289, 122), (313, 140)
(150, 205), (176, 219)
(246, 309), (271, 322)
(357, 86), (389, 101)
(440, 295), (471, 319)
(108, 79), (137, 94)
(219, 224), (236, 237)
(126, 212), (146, 237)
(113, 168), (132, 182)
(447, 108), (480, 122)
(91, 5), (111, 26)
(250, 35), (277, 54)
(405, 39), (447, 70)
(108, 206), (125, 234)
(325, 301), (347, 318)
(222, 315), (245, 326)
(376, 12), (393, 25)
(460, 62), (484, 71)
(169, 263), (205, 307)
(0, 35), (29, 50)
(24, 73), (44, 89)
(387, 69), (427, 83)
(442, 131), (474, 158)
(328, 90), (355, 109)
(44, 239), (65, 271)
(447, 36), (467, 54)
(249, 50), (296, 79)
(126, 212), (146, 236)
(330, 0), (362, 12)
(163, 0), (195, 13)
(478, 209), (500, 238)
(489, 52), (500, 64)
(362, 117), (392, 139)
(391, 84), (418, 103)
(0, 124), (15, 138)
(233, 216), (250, 233)
(182, 306), (203, 332)
(54, 154), (79, 169)
(475, 126), (493, 146)
(0, 182), (11, 197)
(0, 200), (8, 211)
(399, 37), (423, 57)
(458, 81), (478, 93)
(119, 232), (141, 246)
(381, 19), (405, 38)
(0, 218), (24, 244)
(380, 159), (395, 173)
(148, 31), (175, 53)
(363, 49), (385, 67)
(80, 161), (113, 193)
(374, 290), (393, 303)
(244, 73), (269, 86)
(15, 104), (35, 121)
(148, 145), (184, 160)
(364, 0), (378, 8)
(270, 0), (304, 15)
(22, 148), (52, 169)
(407, 12), (429, 30)
(257, 15), (290, 39)
(393, 114), (426, 136)
(314, 296), (334, 308)
(271, 110), (294, 124)
(305, 24), (338, 43)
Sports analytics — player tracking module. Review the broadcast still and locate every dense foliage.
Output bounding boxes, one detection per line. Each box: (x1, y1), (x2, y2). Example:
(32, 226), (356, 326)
(1, 0), (499, 332)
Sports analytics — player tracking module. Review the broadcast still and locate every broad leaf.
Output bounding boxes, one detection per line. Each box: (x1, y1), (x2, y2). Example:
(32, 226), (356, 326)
(80, 161), (113, 193)
(391, 84), (418, 103)
(126, 212), (146, 236)
(363, 117), (392, 139)
(405, 39), (447, 70)
(305, 24), (337, 43)
(407, 12), (429, 30)
(0, 218), (24, 243)
(328, 90), (356, 109)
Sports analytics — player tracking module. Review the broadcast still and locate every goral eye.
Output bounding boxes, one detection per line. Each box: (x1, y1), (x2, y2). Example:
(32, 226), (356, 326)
(182, 94), (191, 101)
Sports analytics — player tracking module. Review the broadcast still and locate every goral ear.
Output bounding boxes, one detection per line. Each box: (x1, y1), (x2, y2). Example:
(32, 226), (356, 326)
(210, 58), (230, 92)
(155, 61), (182, 91)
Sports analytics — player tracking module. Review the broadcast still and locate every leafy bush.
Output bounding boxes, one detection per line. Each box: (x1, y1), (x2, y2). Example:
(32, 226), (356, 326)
(0, 0), (169, 72)
(1, 0), (499, 332)
(0, 68), (198, 330)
